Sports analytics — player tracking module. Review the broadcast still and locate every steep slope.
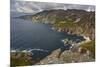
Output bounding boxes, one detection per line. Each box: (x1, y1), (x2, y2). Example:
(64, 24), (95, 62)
(19, 9), (95, 40)
(17, 9), (95, 65)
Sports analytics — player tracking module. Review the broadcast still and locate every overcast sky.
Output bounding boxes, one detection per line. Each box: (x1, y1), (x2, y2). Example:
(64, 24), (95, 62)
(10, 0), (95, 13)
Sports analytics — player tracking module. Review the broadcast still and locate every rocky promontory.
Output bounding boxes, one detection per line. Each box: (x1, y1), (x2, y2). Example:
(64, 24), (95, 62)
(11, 9), (95, 66)
(36, 38), (94, 65)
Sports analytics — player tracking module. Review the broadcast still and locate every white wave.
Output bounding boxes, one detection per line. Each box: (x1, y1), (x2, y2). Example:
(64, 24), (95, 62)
(11, 49), (20, 52)
(11, 50), (17, 52)
(28, 48), (49, 52)
(21, 50), (31, 53)
(11, 48), (49, 53)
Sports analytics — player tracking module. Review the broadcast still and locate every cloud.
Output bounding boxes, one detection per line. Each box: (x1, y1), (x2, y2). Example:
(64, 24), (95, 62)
(10, 0), (95, 13)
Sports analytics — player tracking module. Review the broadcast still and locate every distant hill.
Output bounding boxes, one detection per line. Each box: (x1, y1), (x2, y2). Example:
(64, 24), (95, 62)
(12, 9), (95, 66)
(19, 9), (95, 40)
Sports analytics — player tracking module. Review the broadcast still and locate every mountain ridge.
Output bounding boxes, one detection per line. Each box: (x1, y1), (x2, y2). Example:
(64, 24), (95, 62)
(19, 9), (95, 40)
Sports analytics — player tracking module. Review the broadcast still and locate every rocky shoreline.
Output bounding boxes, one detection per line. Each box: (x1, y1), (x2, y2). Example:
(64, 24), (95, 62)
(11, 26), (95, 66)
(35, 32), (94, 65)
(11, 9), (95, 66)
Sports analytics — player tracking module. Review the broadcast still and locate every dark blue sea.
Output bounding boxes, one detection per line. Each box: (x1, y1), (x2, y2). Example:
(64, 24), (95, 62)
(10, 12), (84, 59)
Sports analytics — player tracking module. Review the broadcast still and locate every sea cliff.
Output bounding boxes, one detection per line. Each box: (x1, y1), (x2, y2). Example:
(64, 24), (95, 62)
(11, 9), (95, 66)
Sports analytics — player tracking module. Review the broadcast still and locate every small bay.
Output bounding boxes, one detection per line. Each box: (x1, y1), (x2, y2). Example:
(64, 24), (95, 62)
(10, 13), (84, 59)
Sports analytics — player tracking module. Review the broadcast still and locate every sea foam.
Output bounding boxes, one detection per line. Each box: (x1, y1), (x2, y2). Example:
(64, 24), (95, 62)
(11, 48), (49, 53)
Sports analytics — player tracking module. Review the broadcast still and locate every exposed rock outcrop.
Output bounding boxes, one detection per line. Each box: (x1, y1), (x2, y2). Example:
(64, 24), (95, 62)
(36, 38), (94, 64)
(36, 49), (66, 64)
(36, 48), (94, 65)
(11, 52), (34, 66)
(17, 9), (95, 65)
(19, 9), (95, 40)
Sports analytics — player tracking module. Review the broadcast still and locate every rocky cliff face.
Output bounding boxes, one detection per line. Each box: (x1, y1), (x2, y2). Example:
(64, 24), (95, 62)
(19, 9), (95, 40)
(36, 38), (95, 64)
(17, 9), (95, 65)
(36, 48), (94, 65)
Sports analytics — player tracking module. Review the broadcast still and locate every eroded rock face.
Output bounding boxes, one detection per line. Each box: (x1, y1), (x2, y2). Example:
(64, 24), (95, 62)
(11, 52), (35, 66)
(36, 48), (94, 65)
(35, 38), (95, 65)
(19, 9), (95, 40)
(17, 9), (95, 65)
(60, 50), (94, 63)
(36, 49), (66, 64)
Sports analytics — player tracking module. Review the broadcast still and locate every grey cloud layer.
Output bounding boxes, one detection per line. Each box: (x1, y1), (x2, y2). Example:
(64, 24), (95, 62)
(11, 0), (95, 13)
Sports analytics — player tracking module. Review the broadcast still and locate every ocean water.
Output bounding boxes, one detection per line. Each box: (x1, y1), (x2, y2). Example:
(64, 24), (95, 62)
(10, 13), (84, 59)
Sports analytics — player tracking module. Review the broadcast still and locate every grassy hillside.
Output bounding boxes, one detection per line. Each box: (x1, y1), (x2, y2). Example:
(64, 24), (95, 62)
(23, 9), (95, 40)
(79, 40), (95, 58)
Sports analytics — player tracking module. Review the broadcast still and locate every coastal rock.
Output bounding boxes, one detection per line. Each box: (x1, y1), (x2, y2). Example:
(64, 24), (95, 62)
(36, 49), (66, 64)
(36, 47), (94, 64)
(19, 9), (95, 40)
(20, 9), (95, 40)
(36, 36), (94, 64)
(11, 52), (34, 66)
(73, 18), (81, 23)
(60, 50), (94, 63)
(17, 9), (95, 65)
